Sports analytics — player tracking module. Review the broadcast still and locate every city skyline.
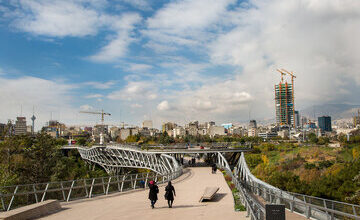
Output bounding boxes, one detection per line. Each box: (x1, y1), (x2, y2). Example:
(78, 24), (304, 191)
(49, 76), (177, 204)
(1, 0), (360, 129)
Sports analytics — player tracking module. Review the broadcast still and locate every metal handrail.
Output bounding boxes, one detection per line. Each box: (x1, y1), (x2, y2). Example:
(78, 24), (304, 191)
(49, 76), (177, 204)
(246, 183), (360, 219)
(236, 152), (360, 219)
(0, 168), (182, 212)
(217, 152), (265, 219)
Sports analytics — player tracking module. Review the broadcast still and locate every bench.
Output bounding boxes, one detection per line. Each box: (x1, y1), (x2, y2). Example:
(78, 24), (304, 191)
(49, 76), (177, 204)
(0, 200), (61, 220)
(199, 187), (220, 202)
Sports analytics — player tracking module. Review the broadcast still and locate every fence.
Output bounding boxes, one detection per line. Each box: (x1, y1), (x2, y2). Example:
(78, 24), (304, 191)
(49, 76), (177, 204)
(0, 169), (182, 212)
(235, 152), (360, 220)
(216, 152), (265, 220)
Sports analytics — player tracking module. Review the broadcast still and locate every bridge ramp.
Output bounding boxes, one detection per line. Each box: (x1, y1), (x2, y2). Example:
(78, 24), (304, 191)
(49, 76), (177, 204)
(40, 167), (248, 220)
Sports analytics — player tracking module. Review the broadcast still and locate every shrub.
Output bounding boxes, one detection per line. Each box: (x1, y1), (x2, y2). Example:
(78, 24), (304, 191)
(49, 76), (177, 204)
(235, 203), (246, 211)
(304, 162), (317, 170)
(224, 175), (232, 182)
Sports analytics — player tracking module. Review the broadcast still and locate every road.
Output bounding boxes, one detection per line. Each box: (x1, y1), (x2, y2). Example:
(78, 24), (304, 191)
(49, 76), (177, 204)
(41, 167), (249, 220)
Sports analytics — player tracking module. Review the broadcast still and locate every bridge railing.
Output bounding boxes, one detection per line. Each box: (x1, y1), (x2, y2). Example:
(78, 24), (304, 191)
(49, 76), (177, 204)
(217, 152), (265, 220)
(0, 168), (182, 212)
(236, 152), (360, 220)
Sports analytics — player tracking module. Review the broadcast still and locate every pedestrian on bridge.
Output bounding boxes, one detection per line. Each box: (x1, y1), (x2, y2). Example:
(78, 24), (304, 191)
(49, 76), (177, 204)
(148, 181), (159, 209)
(212, 163), (217, 174)
(164, 181), (176, 208)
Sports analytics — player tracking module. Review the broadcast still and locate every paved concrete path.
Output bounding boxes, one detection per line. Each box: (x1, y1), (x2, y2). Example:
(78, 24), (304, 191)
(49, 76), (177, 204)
(41, 168), (248, 220)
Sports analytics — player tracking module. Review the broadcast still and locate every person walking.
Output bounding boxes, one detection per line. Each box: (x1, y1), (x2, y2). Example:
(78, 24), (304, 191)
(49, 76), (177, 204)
(164, 181), (176, 208)
(148, 181), (159, 209)
(212, 163), (217, 174)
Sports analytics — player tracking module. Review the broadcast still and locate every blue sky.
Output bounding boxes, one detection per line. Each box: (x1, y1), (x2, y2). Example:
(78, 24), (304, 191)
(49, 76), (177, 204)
(0, 0), (360, 129)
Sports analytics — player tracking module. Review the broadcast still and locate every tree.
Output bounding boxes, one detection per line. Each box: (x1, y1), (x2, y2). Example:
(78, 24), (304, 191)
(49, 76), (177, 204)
(0, 133), (107, 185)
(308, 133), (318, 144)
(75, 137), (87, 146)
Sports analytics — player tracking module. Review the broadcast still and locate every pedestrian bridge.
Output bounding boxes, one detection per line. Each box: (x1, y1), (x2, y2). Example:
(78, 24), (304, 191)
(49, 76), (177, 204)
(1, 145), (359, 220)
(39, 167), (249, 220)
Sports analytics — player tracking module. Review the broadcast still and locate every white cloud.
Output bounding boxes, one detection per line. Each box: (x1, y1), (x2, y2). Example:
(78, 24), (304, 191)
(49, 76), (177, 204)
(144, 41), (177, 53)
(206, 0), (360, 115)
(131, 103), (143, 108)
(107, 81), (157, 101)
(143, 0), (235, 50)
(126, 63), (153, 72)
(89, 13), (142, 62)
(0, 76), (78, 130)
(7, 1), (142, 63)
(80, 104), (93, 111)
(84, 94), (103, 99)
(156, 78), (252, 119)
(121, 0), (152, 11)
(84, 81), (116, 89)
(157, 100), (170, 111)
(147, 0), (234, 34)
(11, 0), (103, 37)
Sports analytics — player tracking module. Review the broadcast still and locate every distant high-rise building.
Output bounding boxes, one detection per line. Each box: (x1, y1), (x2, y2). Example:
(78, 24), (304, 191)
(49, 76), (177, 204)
(142, 120), (153, 129)
(249, 120), (257, 129)
(248, 128), (258, 137)
(301, 116), (308, 128)
(318, 116), (332, 132)
(15, 117), (27, 135)
(275, 82), (294, 127)
(162, 122), (177, 133)
(294, 111), (300, 128)
(31, 114), (36, 135)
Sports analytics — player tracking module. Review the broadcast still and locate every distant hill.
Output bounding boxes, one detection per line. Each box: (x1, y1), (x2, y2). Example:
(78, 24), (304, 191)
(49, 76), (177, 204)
(300, 104), (360, 120)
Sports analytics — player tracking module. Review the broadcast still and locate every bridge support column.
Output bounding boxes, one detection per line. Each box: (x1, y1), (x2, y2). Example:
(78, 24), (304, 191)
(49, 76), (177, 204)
(133, 174), (138, 189)
(144, 173), (149, 189)
(264, 188), (269, 202)
(290, 201), (294, 212)
(246, 202), (250, 217)
(306, 205), (311, 219)
(120, 175), (126, 192)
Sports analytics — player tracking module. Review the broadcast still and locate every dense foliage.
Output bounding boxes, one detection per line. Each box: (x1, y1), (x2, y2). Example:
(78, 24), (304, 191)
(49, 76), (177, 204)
(122, 132), (263, 145)
(0, 133), (107, 186)
(245, 138), (360, 205)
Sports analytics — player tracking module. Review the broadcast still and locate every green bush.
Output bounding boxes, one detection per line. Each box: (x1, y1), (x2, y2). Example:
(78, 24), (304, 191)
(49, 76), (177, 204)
(235, 203), (246, 211)
(232, 188), (239, 193)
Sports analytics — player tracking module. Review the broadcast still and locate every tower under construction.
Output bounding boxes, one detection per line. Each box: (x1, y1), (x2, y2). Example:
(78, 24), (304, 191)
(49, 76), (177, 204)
(275, 69), (296, 127)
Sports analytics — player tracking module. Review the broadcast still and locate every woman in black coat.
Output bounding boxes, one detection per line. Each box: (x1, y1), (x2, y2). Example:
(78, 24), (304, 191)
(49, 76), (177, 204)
(165, 181), (176, 208)
(148, 181), (159, 209)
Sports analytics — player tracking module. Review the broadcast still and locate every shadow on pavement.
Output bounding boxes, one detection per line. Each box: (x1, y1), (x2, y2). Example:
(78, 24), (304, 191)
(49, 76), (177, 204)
(158, 204), (207, 209)
(204, 193), (227, 202)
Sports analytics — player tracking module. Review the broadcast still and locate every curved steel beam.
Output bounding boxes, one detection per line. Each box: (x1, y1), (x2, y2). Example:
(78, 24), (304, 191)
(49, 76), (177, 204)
(76, 146), (180, 175)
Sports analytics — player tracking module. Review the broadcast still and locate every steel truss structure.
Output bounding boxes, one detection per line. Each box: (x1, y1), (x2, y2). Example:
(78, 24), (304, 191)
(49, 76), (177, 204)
(77, 146), (180, 175)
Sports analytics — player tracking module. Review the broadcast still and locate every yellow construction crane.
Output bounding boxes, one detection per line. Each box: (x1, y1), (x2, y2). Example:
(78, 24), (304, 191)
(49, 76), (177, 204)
(276, 69), (287, 83)
(281, 68), (297, 129)
(281, 68), (296, 85)
(79, 109), (111, 124)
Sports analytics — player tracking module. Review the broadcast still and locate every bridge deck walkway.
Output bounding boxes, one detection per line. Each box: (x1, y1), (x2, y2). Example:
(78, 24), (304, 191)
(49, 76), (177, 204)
(40, 167), (248, 220)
